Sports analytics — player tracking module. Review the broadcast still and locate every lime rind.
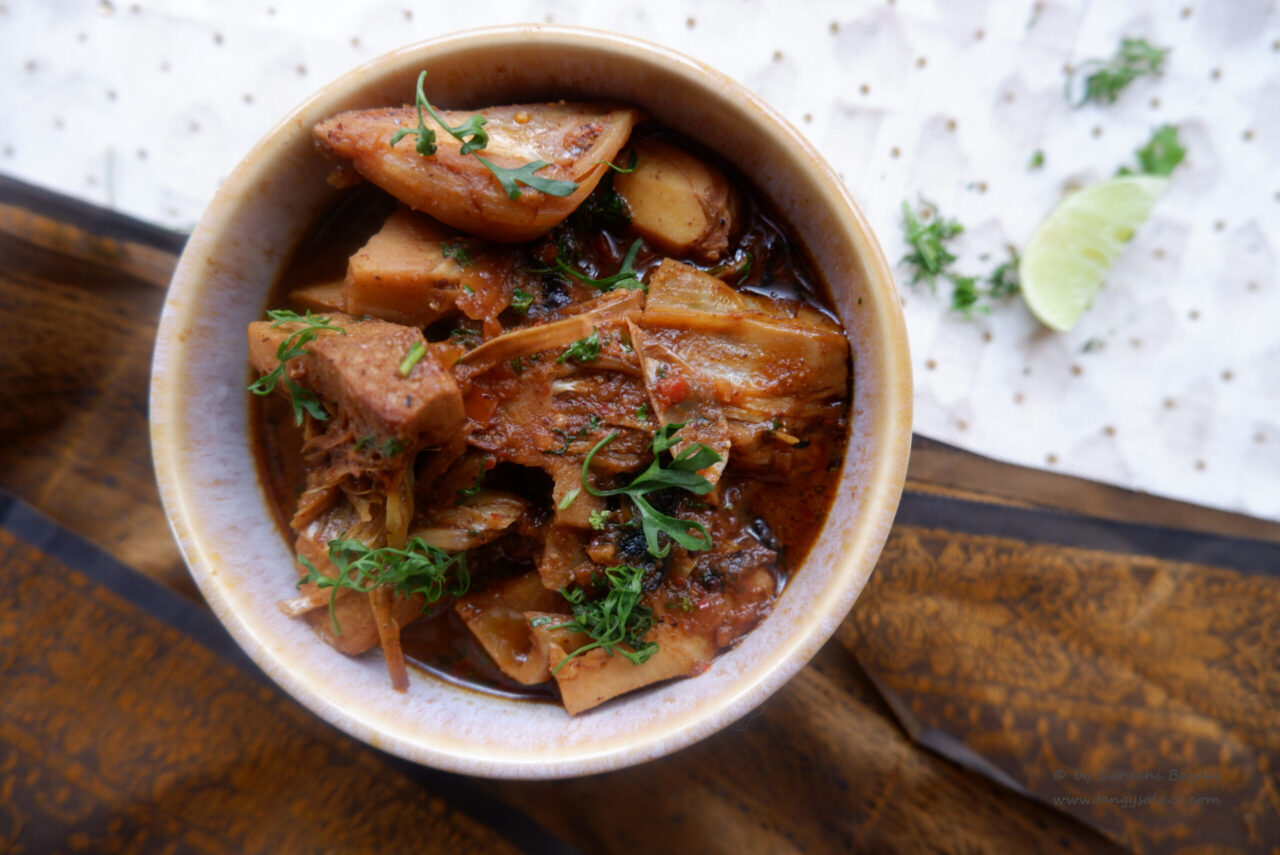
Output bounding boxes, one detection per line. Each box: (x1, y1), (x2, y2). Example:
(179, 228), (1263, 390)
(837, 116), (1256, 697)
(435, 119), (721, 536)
(1019, 175), (1168, 332)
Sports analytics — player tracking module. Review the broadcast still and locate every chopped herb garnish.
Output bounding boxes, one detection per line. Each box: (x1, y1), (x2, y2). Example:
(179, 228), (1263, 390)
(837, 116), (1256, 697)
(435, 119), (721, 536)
(670, 593), (694, 613)
(389, 70), (489, 156)
(539, 237), (645, 292)
(544, 414), (603, 456)
(1068, 38), (1170, 107)
(588, 509), (610, 530)
(381, 437), (405, 458)
(475, 156), (579, 200)
(949, 275), (986, 319)
(457, 456), (489, 498)
(510, 288), (534, 314)
(441, 241), (474, 267)
(901, 199), (962, 293)
(581, 422), (720, 558)
(549, 564), (658, 673)
(389, 69), (578, 200)
(987, 249), (1021, 299)
(398, 341), (426, 377)
(636, 402), (650, 421)
(247, 309), (346, 426)
(462, 283), (475, 296)
(598, 150), (640, 173)
(1029, 149), (1045, 169)
(450, 327), (481, 348)
(355, 434), (374, 451)
(557, 330), (601, 365)
(299, 536), (468, 636)
(510, 357), (525, 374)
(1117, 124), (1186, 177)
(558, 486), (581, 511)
(1082, 337), (1106, 353)
(901, 201), (1020, 320)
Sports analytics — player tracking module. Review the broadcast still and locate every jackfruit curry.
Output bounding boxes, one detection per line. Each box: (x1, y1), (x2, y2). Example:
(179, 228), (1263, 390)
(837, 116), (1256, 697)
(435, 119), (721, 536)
(248, 72), (851, 714)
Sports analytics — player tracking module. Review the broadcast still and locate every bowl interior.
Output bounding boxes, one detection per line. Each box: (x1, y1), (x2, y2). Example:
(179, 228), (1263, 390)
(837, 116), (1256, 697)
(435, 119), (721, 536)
(150, 25), (911, 778)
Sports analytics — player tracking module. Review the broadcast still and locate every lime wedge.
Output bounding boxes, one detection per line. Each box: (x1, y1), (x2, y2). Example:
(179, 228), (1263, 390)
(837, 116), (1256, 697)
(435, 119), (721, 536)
(1019, 174), (1168, 331)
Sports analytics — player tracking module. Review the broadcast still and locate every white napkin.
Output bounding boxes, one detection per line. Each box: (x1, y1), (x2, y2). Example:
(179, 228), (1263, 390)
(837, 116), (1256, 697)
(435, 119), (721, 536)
(3, 0), (1275, 519)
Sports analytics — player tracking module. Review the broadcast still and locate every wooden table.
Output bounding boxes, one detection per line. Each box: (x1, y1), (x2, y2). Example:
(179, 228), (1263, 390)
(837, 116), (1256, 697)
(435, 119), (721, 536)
(2, 174), (1277, 854)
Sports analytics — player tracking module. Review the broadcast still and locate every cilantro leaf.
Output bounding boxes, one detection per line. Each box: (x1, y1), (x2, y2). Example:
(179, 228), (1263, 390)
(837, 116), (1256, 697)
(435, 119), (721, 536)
(389, 70), (489, 156)
(581, 422), (720, 558)
(299, 536), (469, 636)
(247, 309), (345, 426)
(901, 199), (962, 293)
(1069, 38), (1170, 107)
(538, 237), (645, 292)
(397, 341), (426, 377)
(441, 241), (475, 267)
(509, 288), (534, 314)
(1117, 124), (1186, 177)
(557, 330), (601, 365)
(475, 156), (578, 200)
(547, 564), (658, 673)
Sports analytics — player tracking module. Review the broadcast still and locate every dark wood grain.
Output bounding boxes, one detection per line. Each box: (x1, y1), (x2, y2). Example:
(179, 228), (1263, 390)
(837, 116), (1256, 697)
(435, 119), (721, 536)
(5, 175), (1277, 854)
(0, 222), (190, 595)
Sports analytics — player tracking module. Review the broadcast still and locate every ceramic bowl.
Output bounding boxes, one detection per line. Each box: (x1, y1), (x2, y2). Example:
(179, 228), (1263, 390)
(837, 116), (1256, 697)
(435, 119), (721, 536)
(150, 25), (911, 778)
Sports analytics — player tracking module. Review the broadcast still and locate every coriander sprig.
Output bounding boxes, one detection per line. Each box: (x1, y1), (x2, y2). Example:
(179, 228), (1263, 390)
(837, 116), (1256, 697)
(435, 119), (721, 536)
(901, 200), (962, 293)
(299, 536), (469, 636)
(390, 70), (489, 156)
(537, 237), (645, 292)
(557, 330), (601, 365)
(1117, 124), (1186, 177)
(1068, 37), (1170, 107)
(900, 202), (1020, 320)
(389, 69), (578, 199)
(476, 156), (580, 201)
(581, 422), (720, 558)
(248, 309), (345, 425)
(539, 563), (658, 673)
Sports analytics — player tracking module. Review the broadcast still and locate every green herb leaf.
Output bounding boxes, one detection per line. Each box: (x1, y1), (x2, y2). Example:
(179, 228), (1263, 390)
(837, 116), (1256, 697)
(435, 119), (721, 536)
(300, 536), (469, 636)
(1029, 149), (1045, 170)
(557, 329), (601, 365)
(247, 309), (346, 426)
(457, 455), (489, 498)
(900, 200), (963, 293)
(509, 288), (534, 314)
(558, 486), (581, 511)
(1117, 124), (1186, 177)
(588, 509), (610, 530)
(1069, 38), (1170, 107)
(636, 402), (649, 421)
(949, 275), (987, 319)
(538, 237), (645, 292)
(398, 341), (426, 377)
(441, 241), (474, 267)
(381, 437), (405, 458)
(597, 150), (640, 173)
(548, 564), (658, 673)
(987, 249), (1021, 299)
(475, 156), (578, 200)
(389, 70), (490, 156)
(581, 422), (720, 558)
